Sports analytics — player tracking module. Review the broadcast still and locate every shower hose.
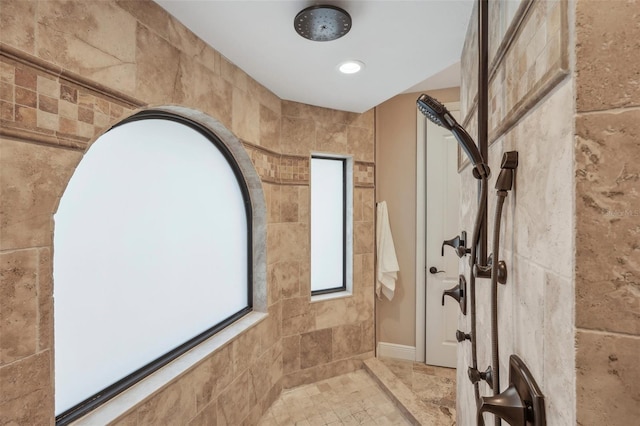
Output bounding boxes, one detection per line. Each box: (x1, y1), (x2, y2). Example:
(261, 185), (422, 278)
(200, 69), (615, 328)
(490, 191), (508, 426)
(470, 179), (509, 426)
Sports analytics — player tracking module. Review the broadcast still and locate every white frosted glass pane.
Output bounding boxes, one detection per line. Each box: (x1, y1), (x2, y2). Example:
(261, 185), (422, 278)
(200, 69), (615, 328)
(54, 119), (248, 414)
(311, 158), (344, 291)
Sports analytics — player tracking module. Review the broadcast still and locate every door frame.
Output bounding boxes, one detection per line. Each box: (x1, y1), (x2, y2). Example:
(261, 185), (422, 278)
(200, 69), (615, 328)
(415, 101), (460, 363)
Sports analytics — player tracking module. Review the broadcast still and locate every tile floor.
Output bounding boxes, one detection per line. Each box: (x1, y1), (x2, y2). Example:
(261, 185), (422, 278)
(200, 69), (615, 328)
(257, 369), (412, 425)
(258, 359), (458, 425)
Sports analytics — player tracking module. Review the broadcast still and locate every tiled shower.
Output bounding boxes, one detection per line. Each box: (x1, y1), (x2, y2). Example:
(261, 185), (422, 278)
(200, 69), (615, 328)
(0, 0), (638, 425)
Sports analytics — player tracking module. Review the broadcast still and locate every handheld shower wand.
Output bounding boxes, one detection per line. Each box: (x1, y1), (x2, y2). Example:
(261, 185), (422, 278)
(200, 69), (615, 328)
(417, 94), (490, 179)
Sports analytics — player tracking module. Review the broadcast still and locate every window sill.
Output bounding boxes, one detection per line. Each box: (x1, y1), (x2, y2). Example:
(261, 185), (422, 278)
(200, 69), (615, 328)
(310, 290), (353, 303)
(72, 311), (268, 425)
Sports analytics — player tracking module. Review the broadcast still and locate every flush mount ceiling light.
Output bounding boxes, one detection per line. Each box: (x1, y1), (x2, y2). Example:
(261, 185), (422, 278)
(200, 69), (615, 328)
(338, 60), (364, 74)
(294, 5), (352, 42)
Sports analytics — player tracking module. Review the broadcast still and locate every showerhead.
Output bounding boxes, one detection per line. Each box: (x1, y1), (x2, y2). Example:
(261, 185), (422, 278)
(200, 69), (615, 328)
(417, 93), (490, 179)
(417, 93), (453, 130)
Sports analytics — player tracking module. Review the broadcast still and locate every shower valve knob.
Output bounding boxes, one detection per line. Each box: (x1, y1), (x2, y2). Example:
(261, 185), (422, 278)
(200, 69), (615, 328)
(468, 367), (481, 384)
(468, 366), (493, 388)
(477, 355), (546, 426)
(441, 286), (461, 305)
(477, 385), (526, 426)
(441, 275), (467, 315)
(455, 330), (471, 342)
(441, 231), (471, 258)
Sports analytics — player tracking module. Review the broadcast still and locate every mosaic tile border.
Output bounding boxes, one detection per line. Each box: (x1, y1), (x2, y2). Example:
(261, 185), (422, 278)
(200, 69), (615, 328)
(1, 44), (374, 189)
(354, 162), (375, 188)
(243, 142), (375, 188)
(488, 0), (537, 85)
(459, 0), (569, 171)
(281, 154), (309, 185)
(243, 142), (282, 184)
(0, 44), (143, 150)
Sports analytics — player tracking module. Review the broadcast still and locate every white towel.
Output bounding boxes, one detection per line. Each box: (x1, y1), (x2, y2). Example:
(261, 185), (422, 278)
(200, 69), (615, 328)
(376, 201), (400, 300)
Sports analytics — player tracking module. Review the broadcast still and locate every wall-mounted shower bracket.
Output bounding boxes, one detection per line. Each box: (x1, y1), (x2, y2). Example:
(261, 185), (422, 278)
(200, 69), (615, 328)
(442, 275), (467, 315)
(474, 263), (491, 279)
(477, 355), (546, 426)
(495, 260), (507, 284)
(489, 253), (508, 284)
(441, 231), (471, 258)
(473, 254), (507, 284)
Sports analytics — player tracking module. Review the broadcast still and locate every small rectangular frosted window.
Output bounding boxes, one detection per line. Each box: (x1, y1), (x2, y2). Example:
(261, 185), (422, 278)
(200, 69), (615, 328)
(311, 156), (346, 294)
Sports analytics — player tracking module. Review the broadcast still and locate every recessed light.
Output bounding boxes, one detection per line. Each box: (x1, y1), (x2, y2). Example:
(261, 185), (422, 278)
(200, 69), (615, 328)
(338, 60), (364, 74)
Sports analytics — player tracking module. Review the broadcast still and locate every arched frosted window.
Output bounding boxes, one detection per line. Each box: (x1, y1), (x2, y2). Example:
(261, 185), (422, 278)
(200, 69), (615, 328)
(54, 111), (252, 423)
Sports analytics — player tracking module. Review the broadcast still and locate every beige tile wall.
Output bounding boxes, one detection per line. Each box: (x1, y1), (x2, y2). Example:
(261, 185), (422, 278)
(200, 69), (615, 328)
(0, 0), (375, 424)
(276, 101), (376, 389)
(460, 0), (640, 425)
(461, 0), (569, 141)
(574, 0), (640, 424)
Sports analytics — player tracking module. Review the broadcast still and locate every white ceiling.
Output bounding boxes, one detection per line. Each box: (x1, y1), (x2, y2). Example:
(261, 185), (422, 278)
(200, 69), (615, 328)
(154, 0), (474, 113)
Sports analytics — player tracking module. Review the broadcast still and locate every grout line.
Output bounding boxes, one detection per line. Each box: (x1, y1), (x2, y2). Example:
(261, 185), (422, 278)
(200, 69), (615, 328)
(0, 246), (52, 254)
(576, 327), (640, 340)
(576, 105), (640, 116)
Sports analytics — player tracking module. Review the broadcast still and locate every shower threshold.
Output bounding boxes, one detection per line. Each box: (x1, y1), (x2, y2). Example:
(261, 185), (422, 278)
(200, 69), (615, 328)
(366, 358), (456, 425)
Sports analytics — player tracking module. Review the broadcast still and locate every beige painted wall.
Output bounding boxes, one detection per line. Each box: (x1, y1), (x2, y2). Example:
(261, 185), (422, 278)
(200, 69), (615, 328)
(375, 88), (459, 347)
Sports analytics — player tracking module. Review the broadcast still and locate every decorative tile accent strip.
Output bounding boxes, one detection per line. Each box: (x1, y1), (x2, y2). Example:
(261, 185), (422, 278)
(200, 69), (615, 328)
(243, 142), (281, 184)
(0, 43), (144, 108)
(242, 142), (310, 186)
(0, 44), (143, 150)
(461, 0), (569, 144)
(243, 142), (375, 188)
(280, 155), (309, 185)
(1, 44), (374, 189)
(354, 162), (375, 188)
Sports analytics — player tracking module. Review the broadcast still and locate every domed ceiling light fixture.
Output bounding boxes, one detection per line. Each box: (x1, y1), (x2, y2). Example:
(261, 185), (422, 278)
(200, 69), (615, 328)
(294, 5), (352, 42)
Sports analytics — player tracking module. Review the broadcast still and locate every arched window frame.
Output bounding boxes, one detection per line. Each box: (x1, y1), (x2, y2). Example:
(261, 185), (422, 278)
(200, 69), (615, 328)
(54, 107), (267, 425)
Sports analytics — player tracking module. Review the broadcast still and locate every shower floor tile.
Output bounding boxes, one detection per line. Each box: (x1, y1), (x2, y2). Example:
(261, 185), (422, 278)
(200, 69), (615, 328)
(378, 357), (456, 422)
(258, 369), (412, 425)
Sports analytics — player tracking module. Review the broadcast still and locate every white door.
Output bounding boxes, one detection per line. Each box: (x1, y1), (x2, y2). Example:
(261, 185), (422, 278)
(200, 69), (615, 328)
(424, 108), (461, 368)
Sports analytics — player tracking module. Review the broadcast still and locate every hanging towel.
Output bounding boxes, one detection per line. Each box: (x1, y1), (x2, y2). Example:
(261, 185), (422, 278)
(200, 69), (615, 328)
(376, 201), (400, 301)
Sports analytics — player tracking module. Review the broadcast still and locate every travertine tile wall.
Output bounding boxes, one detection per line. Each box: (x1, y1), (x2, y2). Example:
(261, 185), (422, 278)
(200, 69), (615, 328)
(458, 1), (575, 425)
(276, 101), (376, 389)
(0, 0), (375, 424)
(574, 0), (640, 424)
(460, 0), (640, 425)
(461, 0), (568, 143)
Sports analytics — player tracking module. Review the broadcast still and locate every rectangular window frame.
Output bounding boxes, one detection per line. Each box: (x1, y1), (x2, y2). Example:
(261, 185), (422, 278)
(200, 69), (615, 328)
(310, 154), (353, 299)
